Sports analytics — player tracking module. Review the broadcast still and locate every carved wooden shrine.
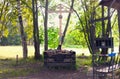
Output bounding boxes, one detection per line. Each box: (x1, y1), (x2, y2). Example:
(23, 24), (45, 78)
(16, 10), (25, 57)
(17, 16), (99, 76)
(44, 4), (76, 68)
(44, 49), (76, 67)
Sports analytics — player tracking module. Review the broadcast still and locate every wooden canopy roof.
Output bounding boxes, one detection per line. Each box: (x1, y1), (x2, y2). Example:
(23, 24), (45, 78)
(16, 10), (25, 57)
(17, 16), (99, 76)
(99, 0), (120, 9)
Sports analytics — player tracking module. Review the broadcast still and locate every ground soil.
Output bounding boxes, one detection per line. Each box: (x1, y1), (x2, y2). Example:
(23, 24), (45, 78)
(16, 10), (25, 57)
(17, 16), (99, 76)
(10, 67), (90, 79)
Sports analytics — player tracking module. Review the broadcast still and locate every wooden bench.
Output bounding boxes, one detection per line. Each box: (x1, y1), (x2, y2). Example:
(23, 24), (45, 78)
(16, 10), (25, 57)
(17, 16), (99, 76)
(95, 64), (120, 73)
(94, 53), (120, 78)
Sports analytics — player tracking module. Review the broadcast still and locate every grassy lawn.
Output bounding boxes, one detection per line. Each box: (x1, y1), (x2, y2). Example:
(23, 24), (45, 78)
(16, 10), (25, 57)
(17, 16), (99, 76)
(1, 46), (120, 78)
(0, 57), (44, 79)
(0, 46), (43, 58)
(0, 56), (92, 79)
(0, 46), (91, 78)
(0, 46), (90, 58)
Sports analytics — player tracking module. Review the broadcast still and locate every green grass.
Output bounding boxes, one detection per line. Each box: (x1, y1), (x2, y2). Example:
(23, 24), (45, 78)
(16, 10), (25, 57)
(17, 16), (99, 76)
(0, 46), (92, 78)
(76, 55), (92, 68)
(0, 46), (33, 58)
(0, 56), (92, 78)
(0, 57), (44, 79)
(0, 45), (90, 58)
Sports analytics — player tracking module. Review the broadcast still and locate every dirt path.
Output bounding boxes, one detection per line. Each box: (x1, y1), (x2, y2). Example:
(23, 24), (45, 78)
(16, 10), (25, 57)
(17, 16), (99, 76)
(10, 67), (90, 79)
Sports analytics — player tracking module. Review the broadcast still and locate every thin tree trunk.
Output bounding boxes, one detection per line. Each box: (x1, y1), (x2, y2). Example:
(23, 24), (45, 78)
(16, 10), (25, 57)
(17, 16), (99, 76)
(57, 0), (74, 50)
(16, 0), (28, 58)
(117, 10), (120, 53)
(32, 0), (41, 59)
(102, 5), (105, 37)
(44, 0), (48, 51)
(73, 9), (93, 54)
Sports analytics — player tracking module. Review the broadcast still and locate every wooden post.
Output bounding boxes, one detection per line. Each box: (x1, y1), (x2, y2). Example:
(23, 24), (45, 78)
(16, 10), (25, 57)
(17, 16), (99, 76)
(16, 55), (18, 65)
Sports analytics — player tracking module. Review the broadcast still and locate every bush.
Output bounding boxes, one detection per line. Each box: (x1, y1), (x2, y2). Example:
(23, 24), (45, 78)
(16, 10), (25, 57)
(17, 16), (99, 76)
(0, 35), (21, 45)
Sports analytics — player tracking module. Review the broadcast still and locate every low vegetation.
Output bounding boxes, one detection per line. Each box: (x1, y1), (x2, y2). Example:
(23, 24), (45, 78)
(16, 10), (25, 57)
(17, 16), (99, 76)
(0, 55), (92, 79)
(0, 57), (43, 78)
(0, 46), (120, 78)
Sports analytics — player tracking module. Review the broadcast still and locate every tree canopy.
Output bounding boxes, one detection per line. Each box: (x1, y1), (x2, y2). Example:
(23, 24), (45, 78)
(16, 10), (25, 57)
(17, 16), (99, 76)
(0, 0), (120, 56)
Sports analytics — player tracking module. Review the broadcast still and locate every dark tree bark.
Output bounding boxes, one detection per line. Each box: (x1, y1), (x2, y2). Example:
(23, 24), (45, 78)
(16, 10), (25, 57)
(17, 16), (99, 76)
(16, 0), (28, 58)
(102, 5), (105, 37)
(57, 0), (74, 50)
(117, 10), (120, 53)
(32, 0), (41, 59)
(44, 0), (48, 51)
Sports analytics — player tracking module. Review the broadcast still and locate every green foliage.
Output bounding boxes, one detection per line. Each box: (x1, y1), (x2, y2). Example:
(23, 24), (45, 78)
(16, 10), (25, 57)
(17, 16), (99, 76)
(0, 34), (21, 46)
(39, 26), (44, 44)
(0, 0), (33, 42)
(0, 0), (119, 49)
(76, 55), (92, 67)
(48, 27), (59, 48)
(39, 26), (59, 48)
(64, 26), (87, 47)
(0, 57), (43, 78)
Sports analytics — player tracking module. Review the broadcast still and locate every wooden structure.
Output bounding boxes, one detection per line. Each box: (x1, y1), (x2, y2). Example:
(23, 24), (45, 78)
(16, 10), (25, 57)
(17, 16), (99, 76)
(48, 4), (72, 47)
(92, 0), (120, 79)
(44, 3), (75, 68)
(93, 37), (116, 79)
(93, 53), (120, 79)
(44, 49), (76, 68)
(95, 37), (113, 48)
(99, 0), (120, 9)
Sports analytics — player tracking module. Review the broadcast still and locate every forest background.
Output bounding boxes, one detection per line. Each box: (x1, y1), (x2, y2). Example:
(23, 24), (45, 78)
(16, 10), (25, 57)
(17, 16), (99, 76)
(0, 0), (119, 58)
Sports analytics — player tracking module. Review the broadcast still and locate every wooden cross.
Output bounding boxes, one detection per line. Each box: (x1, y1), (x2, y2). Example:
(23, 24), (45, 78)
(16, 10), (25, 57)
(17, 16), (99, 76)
(48, 4), (72, 45)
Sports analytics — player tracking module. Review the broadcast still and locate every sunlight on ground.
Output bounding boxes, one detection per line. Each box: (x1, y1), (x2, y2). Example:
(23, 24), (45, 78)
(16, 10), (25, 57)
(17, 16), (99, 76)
(0, 46), (90, 58)
(63, 47), (90, 56)
(0, 46), (119, 58)
(0, 46), (34, 58)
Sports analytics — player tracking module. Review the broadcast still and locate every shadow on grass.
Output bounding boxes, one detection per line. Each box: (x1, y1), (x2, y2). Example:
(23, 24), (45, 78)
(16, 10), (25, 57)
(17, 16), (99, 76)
(0, 57), (44, 79)
(0, 55), (92, 79)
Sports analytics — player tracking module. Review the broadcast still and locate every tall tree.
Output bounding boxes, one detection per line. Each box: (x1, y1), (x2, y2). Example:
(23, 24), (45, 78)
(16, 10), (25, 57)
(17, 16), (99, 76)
(117, 10), (120, 53)
(32, 0), (41, 59)
(44, 0), (48, 51)
(16, 0), (28, 58)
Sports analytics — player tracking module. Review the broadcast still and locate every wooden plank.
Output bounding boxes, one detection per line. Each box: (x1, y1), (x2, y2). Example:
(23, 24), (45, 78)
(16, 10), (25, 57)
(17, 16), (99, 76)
(99, 0), (120, 9)
(95, 64), (120, 73)
(48, 10), (73, 13)
(92, 17), (108, 22)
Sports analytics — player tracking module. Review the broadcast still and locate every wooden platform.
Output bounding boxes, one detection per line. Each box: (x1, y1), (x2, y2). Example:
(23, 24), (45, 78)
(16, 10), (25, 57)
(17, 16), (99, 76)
(44, 49), (76, 67)
(95, 64), (120, 73)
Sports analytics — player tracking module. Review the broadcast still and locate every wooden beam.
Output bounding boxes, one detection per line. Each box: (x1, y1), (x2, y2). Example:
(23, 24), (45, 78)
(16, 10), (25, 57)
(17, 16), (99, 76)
(90, 17), (108, 23)
(99, 0), (120, 9)
(48, 10), (73, 13)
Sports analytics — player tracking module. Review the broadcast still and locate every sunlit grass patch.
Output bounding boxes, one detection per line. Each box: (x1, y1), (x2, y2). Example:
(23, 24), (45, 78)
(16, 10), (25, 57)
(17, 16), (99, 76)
(0, 46), (35, 58)
(76, 55), (92, 69)
(0, 57), (44, 78)
(0, 46), (92, 78)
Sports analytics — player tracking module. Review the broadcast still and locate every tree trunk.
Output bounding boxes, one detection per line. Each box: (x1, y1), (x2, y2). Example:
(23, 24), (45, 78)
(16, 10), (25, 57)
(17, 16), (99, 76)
(44, 0), (48, 51)
(32, 0), (41, 59)
(102, 5), (105, 37)
(16, 0), (28, 59)
(117, 10), (120, 53)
